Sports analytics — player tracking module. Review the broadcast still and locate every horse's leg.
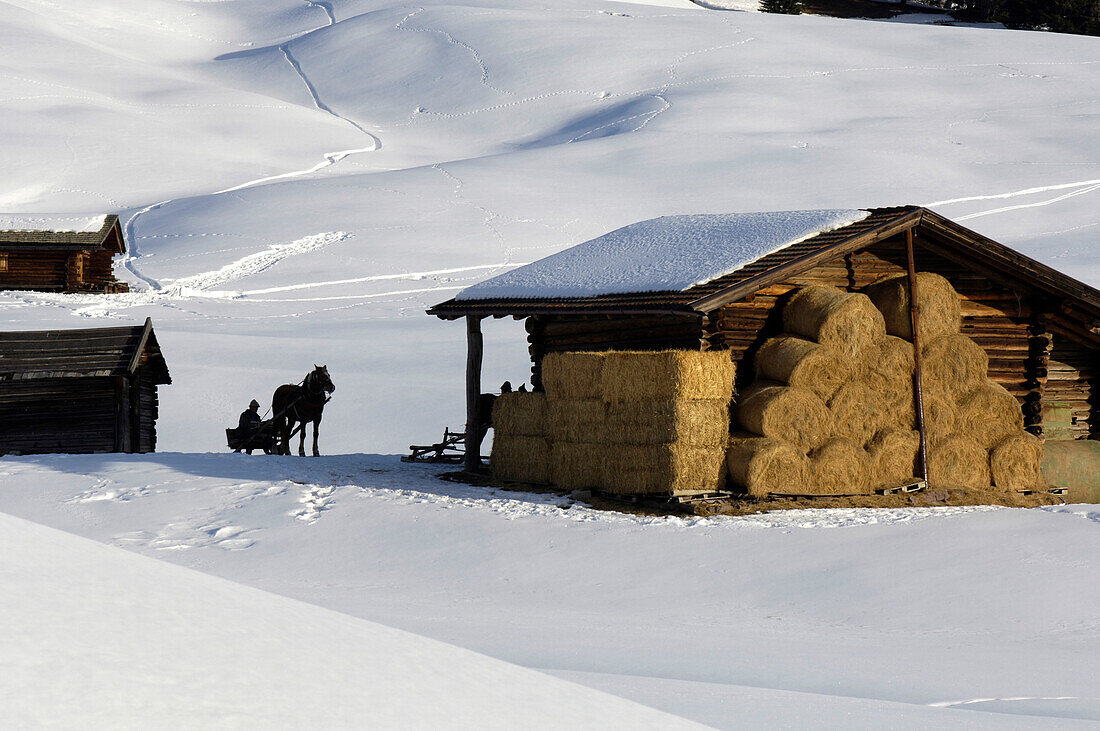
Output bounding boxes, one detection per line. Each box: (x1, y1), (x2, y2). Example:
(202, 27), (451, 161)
(298, 419), (307, 457)
(312, 417), (321, 457)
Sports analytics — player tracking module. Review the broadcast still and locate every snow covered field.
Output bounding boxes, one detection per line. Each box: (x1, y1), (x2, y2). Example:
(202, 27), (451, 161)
(1, 0), (1098, 726)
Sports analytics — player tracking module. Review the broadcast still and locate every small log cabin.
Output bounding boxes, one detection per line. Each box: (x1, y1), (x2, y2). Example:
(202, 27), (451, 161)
(0, 214), (130, 293)
(428, 207), (1100, 471)
(0, 318), (170, 455)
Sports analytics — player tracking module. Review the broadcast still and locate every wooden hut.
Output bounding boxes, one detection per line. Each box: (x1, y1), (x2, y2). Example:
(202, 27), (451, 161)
(0, 214), (130, 293)
(429, 207), (1100, 472)
(0, 318), (170, 455)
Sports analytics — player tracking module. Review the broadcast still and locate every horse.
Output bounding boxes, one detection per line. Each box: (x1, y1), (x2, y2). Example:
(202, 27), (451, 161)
(272, 365), (335, 456)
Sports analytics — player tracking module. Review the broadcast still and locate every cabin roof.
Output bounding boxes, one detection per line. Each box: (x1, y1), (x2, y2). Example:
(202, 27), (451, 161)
(0, 318), (170, 383)
(428, 207), (1100, 327)
(0, 214), (126, 254)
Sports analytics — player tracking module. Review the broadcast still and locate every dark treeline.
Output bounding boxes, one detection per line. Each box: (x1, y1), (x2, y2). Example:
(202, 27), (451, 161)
(934, 0), (1099, 36)
(758, 0), (1099, 36)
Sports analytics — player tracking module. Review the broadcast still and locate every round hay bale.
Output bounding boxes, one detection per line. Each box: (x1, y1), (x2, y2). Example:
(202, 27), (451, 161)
(868, 335), (915, 384)
(922, 334), (988, 402)
(990, 432), (1044, 491)
(726, 433), (811, 497)
(866, 272), (962, 342)
(928, 433), (991, 489)
(782, 285), (886, 361)
(922, 391), (958, 445)
(956, 381), (1024, 449)
(753, 335), (852, 401)
(809, 437), (872, 495)
(866, 428), (919, 489)
(827, 379), (893, 446)
(736, 381), (831, 452)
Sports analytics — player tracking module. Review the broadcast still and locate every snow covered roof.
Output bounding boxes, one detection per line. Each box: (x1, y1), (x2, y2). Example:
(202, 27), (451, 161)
(0, 214), (109, 233)
(455, 209), (870, 301)
(0, 214), (124, 252)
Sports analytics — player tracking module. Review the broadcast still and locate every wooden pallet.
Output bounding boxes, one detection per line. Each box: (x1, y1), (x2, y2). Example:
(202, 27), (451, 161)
(876, 480), (927, 495)
(1016, 487), (1069, 496)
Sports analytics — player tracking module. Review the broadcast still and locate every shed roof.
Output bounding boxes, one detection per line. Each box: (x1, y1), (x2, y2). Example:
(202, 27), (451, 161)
(428, 207), (1100, 329)
(0, 318), (170, 383)
(0, 214), (125, 253)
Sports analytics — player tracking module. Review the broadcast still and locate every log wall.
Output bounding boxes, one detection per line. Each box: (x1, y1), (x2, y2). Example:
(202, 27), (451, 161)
(0, 373), (161, 455)
(0, 377), (118, 454)
(0, 251), (68, 291)
(1044, 339), (1097, 440)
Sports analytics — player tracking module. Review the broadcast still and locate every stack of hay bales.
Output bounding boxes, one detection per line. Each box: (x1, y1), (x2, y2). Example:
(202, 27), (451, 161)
(866, 272), (1041, 491)
(495, 350), (735, 495)
(729, 284), (900, 496)
(600, 351), (735, 495)
(727, 276), (1043, 496)
(490, 391), (550, 484)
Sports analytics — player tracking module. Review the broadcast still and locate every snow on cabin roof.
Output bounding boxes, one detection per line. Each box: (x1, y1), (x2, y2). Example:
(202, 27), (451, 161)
(0, 214), (109, 233)
(455, 209), (871, 301)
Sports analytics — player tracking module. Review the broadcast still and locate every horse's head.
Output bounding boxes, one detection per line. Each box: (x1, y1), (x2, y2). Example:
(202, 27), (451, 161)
(312, 364), (335, 394)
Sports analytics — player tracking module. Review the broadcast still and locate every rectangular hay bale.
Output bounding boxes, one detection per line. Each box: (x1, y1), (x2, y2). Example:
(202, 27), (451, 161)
(603, 444), (727, 495)
(606, 399), (730, 447)
(541, 351), (606, 400)
(493, 392), (547, 437)
(491, 435), (551, 484)
(551, 441), (604, 490)
(547, 397), (607, 444)
(601, 350), (735, 403)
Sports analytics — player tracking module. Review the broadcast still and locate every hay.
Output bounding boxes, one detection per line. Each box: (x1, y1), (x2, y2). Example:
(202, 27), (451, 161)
(990, 432), (1044, 491)
(736, 381), (832, 452)
(550, 441), (605, 490)
(868, 335), (915, 385)
(781, 285), (886, 361)
(492, 392), (547, 437)
(726, 433), (810, 497)
(491, 435), (551, 484)
(922, 334), (989, 402)
(922, 392), (958, 445)
(956, 380), (1025, 449)
(603, 443), (727, 495)
(606, 399), (730, 447)
(753, 335), (852, 401)
(866, 428), (919, 489)
(866, 272), (962, 342)
(541, 351), (605, 399)
(601, 350), (735, 403)
(927, 433), (991, 489)
(827, 379), (893, 446)
(809, 437), (872, 494)
(546, 397), (607, 444)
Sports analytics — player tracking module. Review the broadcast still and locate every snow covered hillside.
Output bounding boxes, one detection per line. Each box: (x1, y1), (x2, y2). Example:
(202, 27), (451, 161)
(0, 510), (696, 728)
(1, 0), (1098, 726)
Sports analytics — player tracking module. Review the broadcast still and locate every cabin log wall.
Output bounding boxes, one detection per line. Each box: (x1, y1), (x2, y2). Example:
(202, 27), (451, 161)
(0, 251), (69, 290)
(0, 377), (118, 454)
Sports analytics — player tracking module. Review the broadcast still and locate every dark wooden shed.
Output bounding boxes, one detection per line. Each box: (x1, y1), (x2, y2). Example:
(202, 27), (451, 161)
(0, 214), (130, 293)
(0, 318), (170, 455)
(429, 207), (1100, 470)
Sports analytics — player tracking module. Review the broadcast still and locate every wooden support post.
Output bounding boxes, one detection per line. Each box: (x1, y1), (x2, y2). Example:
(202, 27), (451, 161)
(906, 230), (929, 482)
(464, 315), (484, 474)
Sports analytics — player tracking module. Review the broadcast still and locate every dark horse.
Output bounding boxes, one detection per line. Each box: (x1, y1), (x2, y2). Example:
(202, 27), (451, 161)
(272, 365), (336, 456)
